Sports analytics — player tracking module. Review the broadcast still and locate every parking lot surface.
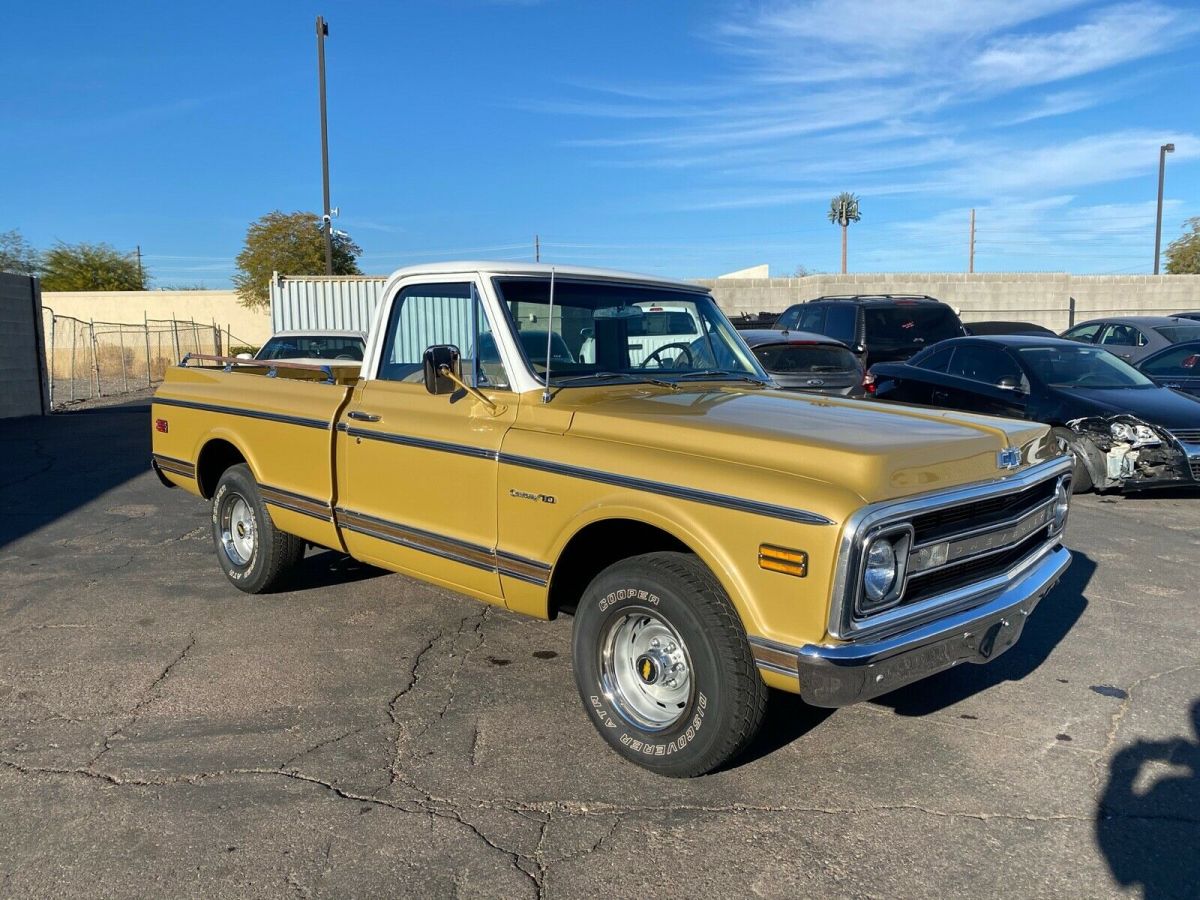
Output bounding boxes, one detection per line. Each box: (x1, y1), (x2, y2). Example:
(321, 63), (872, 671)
(1, 400), (1197, 898)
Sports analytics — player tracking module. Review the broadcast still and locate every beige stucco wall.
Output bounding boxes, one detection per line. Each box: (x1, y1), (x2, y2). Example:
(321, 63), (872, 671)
(40, 290), (272, 344)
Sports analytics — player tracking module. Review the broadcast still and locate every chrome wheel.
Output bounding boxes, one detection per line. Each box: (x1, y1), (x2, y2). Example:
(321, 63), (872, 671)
(600, 608), (693, 731)
(220, 493), (256, 566)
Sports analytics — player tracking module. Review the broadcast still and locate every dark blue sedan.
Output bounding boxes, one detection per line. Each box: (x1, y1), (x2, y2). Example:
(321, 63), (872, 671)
(869, 335), (1200, 493)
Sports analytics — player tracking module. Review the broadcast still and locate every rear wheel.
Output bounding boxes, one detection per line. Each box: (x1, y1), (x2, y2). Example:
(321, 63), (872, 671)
(211, 464), (304, 593)
(572, 552), (767, 777)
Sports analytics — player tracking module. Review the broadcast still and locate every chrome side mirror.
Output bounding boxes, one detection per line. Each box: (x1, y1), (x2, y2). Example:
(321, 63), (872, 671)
(996, 376), (1023, 392)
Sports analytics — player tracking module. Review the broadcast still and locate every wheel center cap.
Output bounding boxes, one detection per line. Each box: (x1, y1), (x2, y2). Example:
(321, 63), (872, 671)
(635, 654), (660, 685)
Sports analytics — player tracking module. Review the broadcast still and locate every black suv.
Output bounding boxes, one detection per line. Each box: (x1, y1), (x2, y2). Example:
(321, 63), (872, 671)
(773, 295), (966, 369)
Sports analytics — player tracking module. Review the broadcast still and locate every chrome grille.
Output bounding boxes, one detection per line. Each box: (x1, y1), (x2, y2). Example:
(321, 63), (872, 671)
(1191, 460), (1200, 481)
(1171, 428), (1200, 443)
(830, 457), (1073, 641)
(904, 530), (1048, 605)
(910, 479), (1056, 544)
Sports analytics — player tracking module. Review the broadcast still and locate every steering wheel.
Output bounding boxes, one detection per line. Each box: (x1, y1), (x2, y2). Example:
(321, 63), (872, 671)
(1073, 373), (1109, 387)
(640, 342), (695, 369)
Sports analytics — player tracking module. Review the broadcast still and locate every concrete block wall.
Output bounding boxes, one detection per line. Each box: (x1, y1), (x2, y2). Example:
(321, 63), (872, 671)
(699, 273), (1200, 331)
(40, 290), (272, 343)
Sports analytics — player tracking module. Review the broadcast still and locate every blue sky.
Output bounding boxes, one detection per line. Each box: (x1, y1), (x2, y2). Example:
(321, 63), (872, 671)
(5, 0), (1199, 285)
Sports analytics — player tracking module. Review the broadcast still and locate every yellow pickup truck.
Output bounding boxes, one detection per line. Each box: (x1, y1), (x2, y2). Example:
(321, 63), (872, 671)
(151, 262), (1073, 776)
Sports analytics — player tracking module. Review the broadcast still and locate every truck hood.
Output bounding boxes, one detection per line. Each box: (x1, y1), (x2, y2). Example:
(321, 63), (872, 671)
(562, 387), (1051, 504)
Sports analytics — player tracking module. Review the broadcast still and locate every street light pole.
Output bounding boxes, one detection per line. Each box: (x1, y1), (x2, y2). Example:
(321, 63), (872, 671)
(1153, 142), (1175, 275)
(316, 15), (333, 276)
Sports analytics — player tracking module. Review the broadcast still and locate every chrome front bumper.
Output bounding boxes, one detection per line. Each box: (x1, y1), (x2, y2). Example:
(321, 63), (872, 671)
(752, 544), (1071, 708)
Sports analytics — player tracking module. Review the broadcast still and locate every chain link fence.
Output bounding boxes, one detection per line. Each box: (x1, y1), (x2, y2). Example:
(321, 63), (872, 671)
(41, 308), (257, 409)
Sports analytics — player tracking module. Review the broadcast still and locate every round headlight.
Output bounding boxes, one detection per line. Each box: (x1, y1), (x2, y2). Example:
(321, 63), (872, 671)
(863, 539), (898, 603)
(1053, 477), (1070, 531)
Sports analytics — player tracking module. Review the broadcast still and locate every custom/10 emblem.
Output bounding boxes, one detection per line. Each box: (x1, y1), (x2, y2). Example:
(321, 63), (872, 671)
(509, 488), (556, 504)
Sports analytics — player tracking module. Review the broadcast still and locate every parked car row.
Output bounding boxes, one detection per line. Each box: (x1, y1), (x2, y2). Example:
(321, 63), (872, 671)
(761, 295), (1200, 494)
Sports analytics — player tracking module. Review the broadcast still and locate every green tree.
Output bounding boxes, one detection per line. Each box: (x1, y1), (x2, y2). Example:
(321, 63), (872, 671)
(1164, 217), (1200, 274)
(40, 242), (146, 291)
(233, 210), (362, 309)
(827, 192), (861, 274)
(0, 229), (41, 276)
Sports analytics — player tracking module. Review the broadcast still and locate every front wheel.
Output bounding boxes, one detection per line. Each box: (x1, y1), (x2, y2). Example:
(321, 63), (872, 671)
(572, 552), (767, 777)
(210, 464), (304, 593)
(1052, 427), (1096, 494)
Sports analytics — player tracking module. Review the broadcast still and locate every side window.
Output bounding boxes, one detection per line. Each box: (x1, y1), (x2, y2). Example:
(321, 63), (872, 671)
(776, 307), (802, 330)
(377, 282), (509, 388)
(797, 305), (827, 333)
(1063, 323), (1101, 343)
(824, 305), (857, 344)
(1099, 324), (1143, 347)
(946, 345), (1022, 386)
(916, 345), (955, 373)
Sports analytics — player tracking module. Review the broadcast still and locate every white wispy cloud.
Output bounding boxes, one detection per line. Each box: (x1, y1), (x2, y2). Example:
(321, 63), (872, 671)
(972, 3), (1188, 90)
(535, 0), (1192, 222)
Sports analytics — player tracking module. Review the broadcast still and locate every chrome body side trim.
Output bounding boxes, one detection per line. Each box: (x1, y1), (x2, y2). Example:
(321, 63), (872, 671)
(259, 485), (333, 523)
(499, 453), (834, 526)
(150, 455), (188, 487)
(335, 507), (551, 586)
(827, 456), (1073, 641)
(151, 453), (195, 479)
(752, 544), (1071, 706)
(154, 397), (330, 431)
(341, 425), (500, 461)
(336, 424), (832, 527)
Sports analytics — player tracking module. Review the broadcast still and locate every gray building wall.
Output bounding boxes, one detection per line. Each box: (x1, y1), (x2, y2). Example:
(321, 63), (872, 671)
(0, 273), (49, 418)
(699, 273), (1200, 331)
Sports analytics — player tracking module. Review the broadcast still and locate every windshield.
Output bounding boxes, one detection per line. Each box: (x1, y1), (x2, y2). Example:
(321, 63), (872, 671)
(1018, 346), (1155, 389)
(752, 343), (858, 374)
(864, 306), (962, 345)
(492, 278), (767, 384)
(257, 335), (364, 361)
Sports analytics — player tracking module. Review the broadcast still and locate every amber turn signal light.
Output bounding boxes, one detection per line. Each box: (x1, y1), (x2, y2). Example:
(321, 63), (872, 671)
(758, 544), (808, 577)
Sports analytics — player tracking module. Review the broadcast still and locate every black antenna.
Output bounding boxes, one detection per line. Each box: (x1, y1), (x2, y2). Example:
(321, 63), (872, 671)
(542, 267), (556, 403)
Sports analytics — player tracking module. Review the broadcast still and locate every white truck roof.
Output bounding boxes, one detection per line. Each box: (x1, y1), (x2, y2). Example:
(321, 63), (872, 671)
(382, 261), (710, 294)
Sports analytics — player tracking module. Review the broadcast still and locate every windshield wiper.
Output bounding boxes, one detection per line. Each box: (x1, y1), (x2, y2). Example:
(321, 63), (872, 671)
(551, 372), (679, 390)
(674, 370), (768, 385)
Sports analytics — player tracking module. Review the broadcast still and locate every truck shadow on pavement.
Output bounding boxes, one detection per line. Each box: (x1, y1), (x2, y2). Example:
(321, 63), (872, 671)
(1096, 698), (1200, 900)
(871, 551), (1096, 717)
(284, 549), (388, 592)
(0, 403), (153, 551)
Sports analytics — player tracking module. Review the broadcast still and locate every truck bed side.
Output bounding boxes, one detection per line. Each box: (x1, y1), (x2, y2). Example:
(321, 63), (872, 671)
(151, 365), (356, 550)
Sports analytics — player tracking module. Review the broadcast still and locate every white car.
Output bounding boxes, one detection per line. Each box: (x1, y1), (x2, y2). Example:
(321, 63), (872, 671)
(251, 330), (367, 365)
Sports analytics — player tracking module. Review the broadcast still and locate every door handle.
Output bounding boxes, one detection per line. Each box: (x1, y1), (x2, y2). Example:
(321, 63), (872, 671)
(347, 411), (381, 422)
(932, 390), (950, 403)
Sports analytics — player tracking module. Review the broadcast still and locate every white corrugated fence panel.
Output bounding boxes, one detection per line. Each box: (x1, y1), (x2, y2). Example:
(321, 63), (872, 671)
(269, 277), (388, 334)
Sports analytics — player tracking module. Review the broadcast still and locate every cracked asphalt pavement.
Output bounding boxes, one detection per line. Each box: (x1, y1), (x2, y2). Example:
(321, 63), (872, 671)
(1, 399), (1197, 898)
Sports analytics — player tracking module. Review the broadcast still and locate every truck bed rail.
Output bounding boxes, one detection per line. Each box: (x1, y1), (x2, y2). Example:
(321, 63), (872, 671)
(178, 353), (351, 385)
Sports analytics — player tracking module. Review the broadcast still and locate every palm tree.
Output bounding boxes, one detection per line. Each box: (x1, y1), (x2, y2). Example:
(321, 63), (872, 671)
(827, 192), (861, 274)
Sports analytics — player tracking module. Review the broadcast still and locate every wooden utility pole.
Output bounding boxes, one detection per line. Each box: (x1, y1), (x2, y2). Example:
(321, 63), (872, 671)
(968, 209), (975, 274)
(535, 234), (540, 262)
